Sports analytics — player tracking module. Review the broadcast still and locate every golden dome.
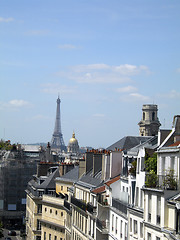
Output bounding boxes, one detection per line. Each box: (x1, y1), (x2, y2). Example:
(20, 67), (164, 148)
(69, 132), (78, 144)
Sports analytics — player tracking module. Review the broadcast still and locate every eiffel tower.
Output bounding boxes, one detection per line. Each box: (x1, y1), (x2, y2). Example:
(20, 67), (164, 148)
(51, 96), (66, 152)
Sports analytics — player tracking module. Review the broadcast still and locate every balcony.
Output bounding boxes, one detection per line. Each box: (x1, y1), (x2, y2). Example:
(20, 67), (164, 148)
(87, 202), (96, 214)
(97, 195), (109, 206)
(42, 195), (64, 206)
(71, 196), (87, 212)
(64, 200), (71, 211)
(112, 198), (128, 215)
(145, 173), (178, 190)
(96, 218), (109, 234)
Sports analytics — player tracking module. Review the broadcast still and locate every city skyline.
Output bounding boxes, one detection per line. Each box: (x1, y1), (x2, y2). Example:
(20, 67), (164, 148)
(0, 0), (180, 148)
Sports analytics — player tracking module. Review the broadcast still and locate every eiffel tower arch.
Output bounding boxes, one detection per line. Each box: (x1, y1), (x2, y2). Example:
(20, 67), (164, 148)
(51, 96), (67, 152)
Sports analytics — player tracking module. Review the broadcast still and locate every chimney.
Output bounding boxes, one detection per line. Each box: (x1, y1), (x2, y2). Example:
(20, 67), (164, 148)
(85, 151), (94, 173)
(110, 151), (122, 178)
(93, 153), (102, 175)
(79, 159), (86, 178)
(37, 162), (58, 177)
(101, 153), (110, 181)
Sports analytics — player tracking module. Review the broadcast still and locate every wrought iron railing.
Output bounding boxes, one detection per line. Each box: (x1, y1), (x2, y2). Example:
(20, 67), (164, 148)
(71, 196), (87, 212)
(145, 173), (178, 190)
(112, 198), (127, 215)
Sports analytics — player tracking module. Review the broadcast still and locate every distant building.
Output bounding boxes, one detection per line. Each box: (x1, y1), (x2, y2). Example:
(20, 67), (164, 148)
(138, 104), (161, 136)
(67, 131), (79, 154)
(0, 146), (42, 227)
(51, 96), (67, 153)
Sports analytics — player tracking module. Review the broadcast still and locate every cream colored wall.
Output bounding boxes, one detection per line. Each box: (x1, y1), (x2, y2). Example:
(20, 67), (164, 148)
(144, 226), (164, 240)
(42, 196), (65, 226)
(41, 225), (65, 240)
(41, 195), (66, 240)
(26, 194), (42, 240)
(166, 204), (175, 230)
(56, 181), (71, 195)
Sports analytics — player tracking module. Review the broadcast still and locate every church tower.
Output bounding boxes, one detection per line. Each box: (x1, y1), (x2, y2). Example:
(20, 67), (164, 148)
(138, 104), (161, 136)
(51, 96), (66, 152)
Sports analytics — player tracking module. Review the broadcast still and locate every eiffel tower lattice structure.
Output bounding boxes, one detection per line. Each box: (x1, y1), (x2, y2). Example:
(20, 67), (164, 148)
(51, 96), (67, 152)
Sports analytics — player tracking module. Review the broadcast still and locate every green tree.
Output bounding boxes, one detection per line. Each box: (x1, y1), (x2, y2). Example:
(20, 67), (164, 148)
(145, 170), (158, 188)
(129, 160), (137, 176)
(163, 169), (177, 190)
(145, 152), (157, 173)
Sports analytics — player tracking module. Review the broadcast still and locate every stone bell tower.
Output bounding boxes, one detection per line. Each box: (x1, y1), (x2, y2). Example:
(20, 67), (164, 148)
(138, 104), (161, 136)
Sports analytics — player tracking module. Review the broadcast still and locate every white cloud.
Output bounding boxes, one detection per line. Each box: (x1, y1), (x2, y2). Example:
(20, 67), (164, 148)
(116, 85), (138, 93)
(93, 113), (105, 118)
(58, 44), (77, 49)
(9, 99), (29, 107)
(158, 90), (180, 99)
(0, 99), (30, 110)
(41, 83), (77, 94)
(129, 93), (150, 101)
(0, 17), (14, 23)
(120, 92), (150, 102)
(56, 63), (150, 84)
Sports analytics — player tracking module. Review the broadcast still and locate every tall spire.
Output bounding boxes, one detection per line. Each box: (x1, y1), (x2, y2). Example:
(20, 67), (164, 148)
(51, 96), (66, 152)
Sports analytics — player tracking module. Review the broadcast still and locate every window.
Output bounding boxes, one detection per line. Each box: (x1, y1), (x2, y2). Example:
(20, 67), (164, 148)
(156, 237), (160, 240)
(115, 217), (118, 234)
(130, 218), (132, 232)
(54, 236), (57, 240)
(38, 191), (44, 197)
(50, 209), (52, 214)
(37, 219), (41, 230)
(140, 222), (143, 238)
(44, 232), (46, 240)
(136, 187), (139, 206)
(125, 223), (127, 240)
(152, 112), (155, 121)
(148, 195), (151, 222)
(45, 208), (47, 212)
(61, 212), (63, 216)
(157, 196), (161, 225)
(61, 186), (63, 191)
(120, 220), (123, 237)
(170, 157), (175, 171)
(55, 210), (58, 215)
(148, 233), (151, 240)
(37, 204), (42, 213)
(112, 214), (114, 231)
(143, 112), (145, 120)
(49, 234), (51, 240)
(134, 220), (137, 234)
(140, 190), (143, 208)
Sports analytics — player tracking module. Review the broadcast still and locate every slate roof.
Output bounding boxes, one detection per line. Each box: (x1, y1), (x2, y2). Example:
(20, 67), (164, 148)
(29, 167), (60, 190)
(40, 167), (60, 189)
(126, 136), (158, 156)
(56, 166), (79, 183)
(106, 136), (152, 151)
(76, 169), (103, 190)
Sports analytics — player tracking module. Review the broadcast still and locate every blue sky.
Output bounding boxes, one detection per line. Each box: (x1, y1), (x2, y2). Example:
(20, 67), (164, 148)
(0, 0), (180, 148)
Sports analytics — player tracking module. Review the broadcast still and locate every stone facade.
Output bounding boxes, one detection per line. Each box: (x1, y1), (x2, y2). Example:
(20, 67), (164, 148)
(138, 104), (161, 136)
